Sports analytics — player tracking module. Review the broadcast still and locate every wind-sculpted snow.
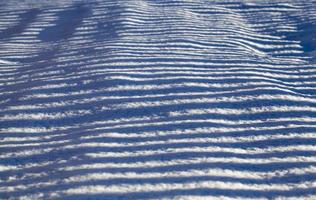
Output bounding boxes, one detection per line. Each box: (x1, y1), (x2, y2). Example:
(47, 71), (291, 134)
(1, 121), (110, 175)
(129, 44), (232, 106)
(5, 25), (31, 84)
(0, 0), (316, 199)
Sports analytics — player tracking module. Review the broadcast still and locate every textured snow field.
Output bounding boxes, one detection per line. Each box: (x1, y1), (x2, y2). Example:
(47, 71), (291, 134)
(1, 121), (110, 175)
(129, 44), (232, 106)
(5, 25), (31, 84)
(0, 0), (316, 199)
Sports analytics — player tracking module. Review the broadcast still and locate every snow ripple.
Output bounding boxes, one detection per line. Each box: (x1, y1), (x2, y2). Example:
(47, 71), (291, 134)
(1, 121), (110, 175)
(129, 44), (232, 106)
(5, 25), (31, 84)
(0, 0), (316, 199)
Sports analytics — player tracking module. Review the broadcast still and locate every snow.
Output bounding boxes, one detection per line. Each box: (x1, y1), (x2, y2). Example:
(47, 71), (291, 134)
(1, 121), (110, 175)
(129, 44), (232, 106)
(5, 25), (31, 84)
(0, 0), (316, 199)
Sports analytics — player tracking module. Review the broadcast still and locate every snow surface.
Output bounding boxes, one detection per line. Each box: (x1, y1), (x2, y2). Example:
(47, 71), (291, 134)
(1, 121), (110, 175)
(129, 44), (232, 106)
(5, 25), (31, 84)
(0, 0), (316, 199)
